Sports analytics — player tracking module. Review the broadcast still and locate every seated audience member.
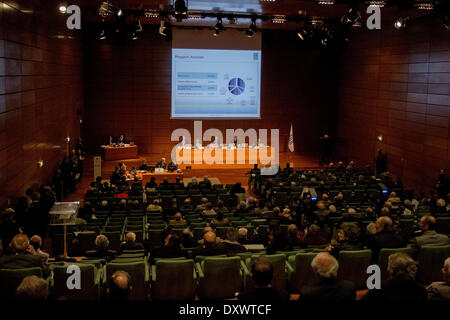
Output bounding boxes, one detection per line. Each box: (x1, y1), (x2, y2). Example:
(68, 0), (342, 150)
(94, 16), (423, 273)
(333, 193), (346, 209)
(196, 198), (208, 211)
(29, 235), (49, 267)
(85, 235), (117, 261)
(302, 224), (328, 247)
(364, 253), (427, 300)
(201, 176), (212, 190)
(314, 202), (329, 222)
(238, 228), (252, 245)
(150, 233), (187, 264)
(287, 224), (302, 249)
(16, 275), (49, 301)
(235, 201), (249, 217)
(299, 252), (356, 301)
(108, 271), (132, 300)
(328, 223), (364, 257)
(146, 199), (163, 213)
(187, 177), (199, 188)
(427, 257), (450, 300)
(180, 198), (194, 211)
(211, 211), (229, 226)
(119, 232), (145, 252)
(388, 192), (401, 204)
(0, 234), (47, 276)
(327, 205), (340, 218)
(203, 202), (216, 217)
(0, 208), (20, 250)
(237, 256), (290, 301)
(433, 198), (448, 216)
(253, 200), (268, 216)
(145, 177), (157, 190)
(215, 200), (229, 215)
(402, 199), (414, 216)
(410, 215), (449, 258)
(267, 225), (289, 254)
(181, 229), (197, 249)
(169, 212), (187, 226)
(341, 208), (363, 223)
(367, 216), (405, 263)
(221, 227), (247, 255)
(192, 231), (226, 258)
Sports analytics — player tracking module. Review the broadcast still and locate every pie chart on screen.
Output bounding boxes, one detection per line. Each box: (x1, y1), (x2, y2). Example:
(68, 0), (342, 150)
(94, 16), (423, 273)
(228, 78), (245, 95)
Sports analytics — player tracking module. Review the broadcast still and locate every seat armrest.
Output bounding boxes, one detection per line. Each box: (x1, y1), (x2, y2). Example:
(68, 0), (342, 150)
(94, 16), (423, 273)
(151, 265), (156, 282)
(286, 261), (294, 274)
(195, 262), (204, 278)
(288, 255), (296, 268)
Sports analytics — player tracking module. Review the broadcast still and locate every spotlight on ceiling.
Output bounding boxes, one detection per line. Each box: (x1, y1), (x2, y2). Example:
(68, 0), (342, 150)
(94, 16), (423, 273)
(214, 17), (224, 37)
(174, 0), (188, 16)
(131, 32), (138, 40)
(59, 3), (68, 14)
(394, 17), (408, 29)
(340, 7), (361, 26)
(117, 9), (123, 16)
(246, 18), (257, 38)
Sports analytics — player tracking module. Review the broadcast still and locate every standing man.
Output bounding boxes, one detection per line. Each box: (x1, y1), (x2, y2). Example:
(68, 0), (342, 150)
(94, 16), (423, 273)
(375, 149), (387, 176)
(437, 169), (448, 200)
(320, 134), (333, 165)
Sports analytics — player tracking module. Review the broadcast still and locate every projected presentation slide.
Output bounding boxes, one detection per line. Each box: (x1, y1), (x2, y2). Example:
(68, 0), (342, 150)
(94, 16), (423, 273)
(171, 49), (261, 118)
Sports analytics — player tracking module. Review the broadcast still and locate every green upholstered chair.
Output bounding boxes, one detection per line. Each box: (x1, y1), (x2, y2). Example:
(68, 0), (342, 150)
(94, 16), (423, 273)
(337, 249), (372, 289)
(417, 244), (450, 285)
(151, 259), (196, 300)
(287, 252), (320, 293)
(196, 256), (248, 299)
(52, 263), (101, 300)
(0, 267), (43, 300)
(378, 247), (412, 283)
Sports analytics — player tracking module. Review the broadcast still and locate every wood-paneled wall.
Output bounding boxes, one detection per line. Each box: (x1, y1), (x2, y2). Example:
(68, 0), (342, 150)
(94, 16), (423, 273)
(83, 29), (339, 158)
(336, 16), (450, 192)
(0, 0), (83, 208)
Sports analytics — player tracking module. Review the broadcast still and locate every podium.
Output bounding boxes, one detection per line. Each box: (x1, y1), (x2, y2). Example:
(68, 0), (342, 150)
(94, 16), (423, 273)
(49, 202), (79, 260)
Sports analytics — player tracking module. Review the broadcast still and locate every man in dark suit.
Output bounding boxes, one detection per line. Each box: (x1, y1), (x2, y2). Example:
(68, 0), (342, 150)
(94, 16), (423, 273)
(156, 157), (167, 170)
(238, 256), (290, 301)
(0, 234), (48, 276)
(85, 234), (117, 262)
(191, 232), (226, 258)
(117, 135), (126, 145)
(119, 232), (145, 253)
(149, 233), (187, 264)
(299, 252), (356, 301)
(367, 216), (406, 263)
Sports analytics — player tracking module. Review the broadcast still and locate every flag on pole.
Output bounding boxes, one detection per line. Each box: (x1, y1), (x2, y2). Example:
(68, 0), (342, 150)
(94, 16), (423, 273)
(288, 122), (294, 152)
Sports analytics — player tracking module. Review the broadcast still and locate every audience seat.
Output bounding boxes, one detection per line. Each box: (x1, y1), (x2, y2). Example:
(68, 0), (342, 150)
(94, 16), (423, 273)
(436, 217), (450, 235)
(196, 256), (247, 299)
(0, 267), (43, 300)
(245, 254), (289, 291)
(106, 261), (149, 300)
(378, 247), (412, 283)
(52, 263), (101, 300)
(417, 244), (450, 284)
(151, 259), (196, 300)
(287, 252), (320, 293)
(337, 249), (372, 289)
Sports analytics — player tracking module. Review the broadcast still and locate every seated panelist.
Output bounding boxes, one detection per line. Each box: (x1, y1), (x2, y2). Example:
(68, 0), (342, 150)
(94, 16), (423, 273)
(117, 135), (126, 145)
(156, 157), (167, 170)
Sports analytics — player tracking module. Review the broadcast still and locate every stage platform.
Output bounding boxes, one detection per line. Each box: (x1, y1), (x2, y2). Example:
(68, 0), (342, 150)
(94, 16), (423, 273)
(65, 152), (320, 203)
(90, 152), (319, 185)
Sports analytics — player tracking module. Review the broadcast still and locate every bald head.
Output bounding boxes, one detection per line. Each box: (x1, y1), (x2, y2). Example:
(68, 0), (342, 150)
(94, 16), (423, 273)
(204, 231), (216, 246)
(376, 216), (393, 232)
(109, 271), (132, 300)
(419, 215), (436, 231)
(125, 232), (136, 242)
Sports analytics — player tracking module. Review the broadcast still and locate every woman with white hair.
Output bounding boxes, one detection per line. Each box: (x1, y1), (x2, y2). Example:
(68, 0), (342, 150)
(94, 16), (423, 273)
(427, 257), (450, 300)
(365, 253), (427, 300)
